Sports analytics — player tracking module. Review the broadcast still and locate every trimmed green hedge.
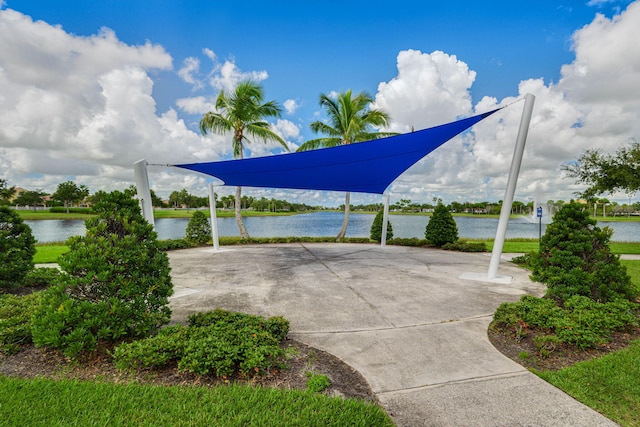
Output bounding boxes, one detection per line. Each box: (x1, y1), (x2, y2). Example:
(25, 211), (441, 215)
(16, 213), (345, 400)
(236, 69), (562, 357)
(49, 207), (94, 214)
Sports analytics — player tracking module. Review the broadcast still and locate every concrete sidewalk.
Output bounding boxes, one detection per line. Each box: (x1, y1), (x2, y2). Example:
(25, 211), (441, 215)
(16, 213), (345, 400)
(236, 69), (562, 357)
(168, 243), (618, 427)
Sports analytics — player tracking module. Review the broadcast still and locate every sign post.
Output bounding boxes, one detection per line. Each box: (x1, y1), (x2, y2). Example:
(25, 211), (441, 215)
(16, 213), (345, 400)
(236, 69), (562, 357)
(537, 206), (543, 242)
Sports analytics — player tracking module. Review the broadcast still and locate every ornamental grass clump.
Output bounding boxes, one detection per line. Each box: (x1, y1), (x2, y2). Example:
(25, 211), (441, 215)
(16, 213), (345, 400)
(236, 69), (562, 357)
(31, 190), (173, 358)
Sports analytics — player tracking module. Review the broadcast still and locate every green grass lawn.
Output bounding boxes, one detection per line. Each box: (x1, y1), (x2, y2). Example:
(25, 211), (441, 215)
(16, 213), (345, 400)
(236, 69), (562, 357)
(476, 239), (640, 254)
(537, 340), (640, 427)
(34, 245), (69, 264)
(0, 377), (393, 427)
(531, 257), (640, 427)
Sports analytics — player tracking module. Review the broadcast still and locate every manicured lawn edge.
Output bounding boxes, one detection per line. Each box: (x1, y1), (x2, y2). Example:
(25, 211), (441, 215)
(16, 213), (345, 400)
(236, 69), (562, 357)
(0, 377), (394, 427)
(536, 340), (640, 427)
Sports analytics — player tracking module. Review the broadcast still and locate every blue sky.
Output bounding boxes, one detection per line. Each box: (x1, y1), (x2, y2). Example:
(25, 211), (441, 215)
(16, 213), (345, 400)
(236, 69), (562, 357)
(1, 0), (639, 206)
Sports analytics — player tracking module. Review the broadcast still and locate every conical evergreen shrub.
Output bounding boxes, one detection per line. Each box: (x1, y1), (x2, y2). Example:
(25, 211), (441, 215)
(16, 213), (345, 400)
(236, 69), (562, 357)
(186, 210), (211, 245)
(370, 210), (393, 242)
(425, 203), (458, 247)
(531, 201), (636, 303)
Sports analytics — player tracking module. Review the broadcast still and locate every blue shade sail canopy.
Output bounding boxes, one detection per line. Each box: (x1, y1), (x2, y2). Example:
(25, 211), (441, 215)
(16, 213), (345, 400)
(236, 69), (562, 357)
(176, 109), (500, 195)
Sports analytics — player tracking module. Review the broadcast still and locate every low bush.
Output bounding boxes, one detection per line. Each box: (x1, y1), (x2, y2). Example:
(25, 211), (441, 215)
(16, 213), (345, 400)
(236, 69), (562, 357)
(156, 238), (196, 251)
(442, 241), (487, 252)
(492, 294), (639, 350)
(49, 207), (94, 214)
(21, 267), (61, 288)
(114, 310), (290, 378)
(511, 253), (533, 266)
(0, 292), (42, 354)
(306, 372), (331, 393)
(188, 309), (290, 341)
(218, 236), (372, 245)
(555, 296), (638, 349)
(388, 238), (429, 247)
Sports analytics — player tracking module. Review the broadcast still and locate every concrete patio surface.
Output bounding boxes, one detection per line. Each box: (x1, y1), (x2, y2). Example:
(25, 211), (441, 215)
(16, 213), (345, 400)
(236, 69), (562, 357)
(168, 243), (619, 427)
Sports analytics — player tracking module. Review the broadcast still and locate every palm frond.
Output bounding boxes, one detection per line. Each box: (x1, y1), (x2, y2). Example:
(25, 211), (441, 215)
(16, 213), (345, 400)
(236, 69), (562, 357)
(200, 112), (232, 135)
(296, 138), (342, 152)
(245, 122), (289, 151)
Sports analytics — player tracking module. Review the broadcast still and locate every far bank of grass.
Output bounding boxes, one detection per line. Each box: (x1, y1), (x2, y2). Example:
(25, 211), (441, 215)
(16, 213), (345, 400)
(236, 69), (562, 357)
(0, 377), (393, 427)
(471, 239), (640, 255)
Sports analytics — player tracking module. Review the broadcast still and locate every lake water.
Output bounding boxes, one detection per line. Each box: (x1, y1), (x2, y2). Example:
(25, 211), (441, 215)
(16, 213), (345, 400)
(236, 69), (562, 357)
(25, 211), (640, 243)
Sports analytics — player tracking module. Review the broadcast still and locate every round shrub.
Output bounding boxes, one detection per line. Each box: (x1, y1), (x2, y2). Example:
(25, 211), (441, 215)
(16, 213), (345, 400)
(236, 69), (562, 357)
(185, 210), (211, 245)
(370, 210), (393, 242)
(114, 310), (289, 377)
(425, 203), (458, 247)
(531, 201), (636, 303)
(0, 206), (36, 288)
(31, 190), (173, 358)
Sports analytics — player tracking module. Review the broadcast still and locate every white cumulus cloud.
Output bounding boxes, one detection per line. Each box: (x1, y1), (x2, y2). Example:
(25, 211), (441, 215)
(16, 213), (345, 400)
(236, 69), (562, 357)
(377, 2), (640, 205)
(0, 8), (226, 197)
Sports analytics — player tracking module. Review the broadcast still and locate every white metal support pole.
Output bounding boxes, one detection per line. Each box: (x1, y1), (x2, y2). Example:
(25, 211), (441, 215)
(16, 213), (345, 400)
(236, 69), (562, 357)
(133, 159), (155, 229)
(488, 93), (535, 279)
(208, 183), (220, 251)
(381, 193), (390, 247)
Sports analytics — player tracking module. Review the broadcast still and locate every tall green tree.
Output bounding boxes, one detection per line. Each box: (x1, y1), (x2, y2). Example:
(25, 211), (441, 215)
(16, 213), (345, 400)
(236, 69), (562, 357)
(297, 90), (395, 239)
(169, 189), (190, 208)
(52, 181), (89, 213)
(564, 141), (640, 198)
(14, 190), (46, 211)
(0, 180), (16, 205)
(150, 189), (166, 208)
(200, 80), (288, 238)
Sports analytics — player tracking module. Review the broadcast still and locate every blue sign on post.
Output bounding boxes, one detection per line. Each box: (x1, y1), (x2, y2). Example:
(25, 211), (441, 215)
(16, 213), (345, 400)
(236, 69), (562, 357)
(536, 207), (543, 218)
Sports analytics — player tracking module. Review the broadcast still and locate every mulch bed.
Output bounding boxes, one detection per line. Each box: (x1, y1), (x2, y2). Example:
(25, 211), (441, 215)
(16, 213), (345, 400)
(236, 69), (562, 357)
(0, 338), (378, 403)
(488, 323), (640, 371)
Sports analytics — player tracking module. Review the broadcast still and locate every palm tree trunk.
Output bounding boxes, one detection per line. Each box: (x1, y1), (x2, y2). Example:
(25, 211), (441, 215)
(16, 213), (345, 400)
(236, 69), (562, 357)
(336, 192), (350, 239)
(235, 186), (250, 239)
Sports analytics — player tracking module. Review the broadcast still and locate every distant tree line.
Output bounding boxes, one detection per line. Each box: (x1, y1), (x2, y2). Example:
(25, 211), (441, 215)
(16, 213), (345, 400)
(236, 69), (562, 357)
(4, 178), (640, 217)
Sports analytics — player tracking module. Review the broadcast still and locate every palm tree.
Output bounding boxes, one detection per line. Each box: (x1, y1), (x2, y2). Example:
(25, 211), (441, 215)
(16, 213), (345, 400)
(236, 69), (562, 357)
(297, 90), (395, 239)
(200, 80), (288, 238)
